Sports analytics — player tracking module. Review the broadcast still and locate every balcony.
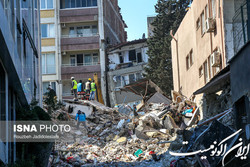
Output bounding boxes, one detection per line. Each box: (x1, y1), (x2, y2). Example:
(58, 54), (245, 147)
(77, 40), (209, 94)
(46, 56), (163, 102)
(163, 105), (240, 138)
(60, 7), (98, 23)
(233, 1), (250, 54)
(61, 63), (101, 80)
(61, 35), (99, 51)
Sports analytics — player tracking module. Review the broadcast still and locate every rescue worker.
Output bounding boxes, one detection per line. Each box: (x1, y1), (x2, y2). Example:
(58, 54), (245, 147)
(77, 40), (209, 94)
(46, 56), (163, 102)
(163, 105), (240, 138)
(85, 78), (91, 94)
(75, 110), (88, 131)
(77, 80), (84, 99)
(71, 77), (78, 101)
(90, 80), (97, 100)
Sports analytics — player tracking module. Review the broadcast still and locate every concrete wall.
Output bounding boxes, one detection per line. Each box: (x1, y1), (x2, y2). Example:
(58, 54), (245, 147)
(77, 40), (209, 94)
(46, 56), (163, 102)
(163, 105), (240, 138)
(171, 0), (237, 98)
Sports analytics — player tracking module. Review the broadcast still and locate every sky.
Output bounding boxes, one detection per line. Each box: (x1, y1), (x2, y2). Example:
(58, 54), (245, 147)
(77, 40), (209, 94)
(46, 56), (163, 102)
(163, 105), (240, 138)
(118, 0), (157, 41)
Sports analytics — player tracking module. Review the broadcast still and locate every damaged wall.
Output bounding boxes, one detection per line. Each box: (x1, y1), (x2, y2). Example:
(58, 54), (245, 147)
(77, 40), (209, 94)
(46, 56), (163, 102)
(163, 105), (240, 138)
(199, 85), (234, 123)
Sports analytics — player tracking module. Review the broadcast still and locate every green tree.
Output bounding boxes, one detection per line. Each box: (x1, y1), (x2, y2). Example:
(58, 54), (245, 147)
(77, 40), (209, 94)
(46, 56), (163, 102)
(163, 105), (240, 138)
(145, 0), (191, 95)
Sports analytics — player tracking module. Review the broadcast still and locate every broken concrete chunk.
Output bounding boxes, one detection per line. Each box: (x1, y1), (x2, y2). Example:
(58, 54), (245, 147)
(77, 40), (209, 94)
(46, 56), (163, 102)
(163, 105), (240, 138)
(116, 137), (127, 144)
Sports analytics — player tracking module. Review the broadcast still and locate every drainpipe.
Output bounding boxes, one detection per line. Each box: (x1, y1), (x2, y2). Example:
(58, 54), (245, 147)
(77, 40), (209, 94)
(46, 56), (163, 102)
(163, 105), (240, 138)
(170, 30), (180, 92)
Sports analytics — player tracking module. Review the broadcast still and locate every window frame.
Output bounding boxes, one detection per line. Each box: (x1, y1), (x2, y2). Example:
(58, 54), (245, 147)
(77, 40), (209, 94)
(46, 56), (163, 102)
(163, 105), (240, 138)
(40, 0), (54, 10)
(42, 53), (56, 74)
(201, 11), (206, 35)
(60, 0), (97, 9)
(41, 24), (55, 38)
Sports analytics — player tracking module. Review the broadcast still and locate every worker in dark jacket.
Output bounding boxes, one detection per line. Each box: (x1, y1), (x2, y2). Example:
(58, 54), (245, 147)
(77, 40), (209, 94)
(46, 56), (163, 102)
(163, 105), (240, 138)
(75, 110), (88, 131)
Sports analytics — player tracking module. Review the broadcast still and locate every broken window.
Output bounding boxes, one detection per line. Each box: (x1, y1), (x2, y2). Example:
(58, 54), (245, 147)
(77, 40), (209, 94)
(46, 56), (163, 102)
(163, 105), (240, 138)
(115, 76), (122, 88)
(136, 73), (143, 80)
(129, 74), (136, 84)
(129, 50), (136, 62)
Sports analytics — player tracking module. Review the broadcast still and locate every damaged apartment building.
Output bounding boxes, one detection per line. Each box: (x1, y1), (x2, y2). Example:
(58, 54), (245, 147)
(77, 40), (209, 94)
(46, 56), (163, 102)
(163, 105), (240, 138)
(0, 0), (41, 165)
(171, 0), (246, 119)
(40, 0), (127, 103)
(106, 39), (148, 107)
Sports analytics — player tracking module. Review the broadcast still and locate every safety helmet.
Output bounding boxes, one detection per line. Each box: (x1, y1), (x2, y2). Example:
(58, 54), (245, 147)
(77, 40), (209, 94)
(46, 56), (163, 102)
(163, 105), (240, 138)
(88, 78), (92, 81)
(71, 77), (74, 80)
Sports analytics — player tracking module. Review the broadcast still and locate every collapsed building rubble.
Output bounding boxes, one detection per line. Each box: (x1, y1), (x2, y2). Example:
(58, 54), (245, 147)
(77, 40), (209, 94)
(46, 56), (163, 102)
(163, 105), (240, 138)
(47, 85), (240, 167)
(48, 91), (204, 167)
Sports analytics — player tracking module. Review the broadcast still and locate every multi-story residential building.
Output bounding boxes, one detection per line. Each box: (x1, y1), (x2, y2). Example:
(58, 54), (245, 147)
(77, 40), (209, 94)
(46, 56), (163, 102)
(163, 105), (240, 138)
(40, 0), (127, 104)
(171, 0), (244, 100)
(0, 0), (41, 164)
(40, 0), (62, 99)
(107, 39), (148, 107)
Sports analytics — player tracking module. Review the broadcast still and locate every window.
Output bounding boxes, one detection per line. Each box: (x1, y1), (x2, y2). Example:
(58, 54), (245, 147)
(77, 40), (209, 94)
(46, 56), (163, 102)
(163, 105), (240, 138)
(66, 25), (98, 37)
(41, 0), (53, 9)
(42, 53), (56, 74)
(69, 53), (98, 66)
(196, 18), (200, 30)
(201, 11), (205, 35)
(205, 5), (209, 19)
(115, 76), (122, 88)
(186, 49), (193, 70)
(76, 27), (83, 37)
(129, 74), (136, 83)
(70, 55), (76, 66)
(83, 26), (91, 35)
(41, 24), (55, 38)
(92, 25), (98, 34)
(186, 55), (190, 70)
(69, 27), (75, 37)
(60, 0), (97, 9)
(119, 53), (124, 64)
(129, 50), (136, 61)
(199, 66), (203, 77)
(204, 61), (209, 83)
(92, 53), (99, 65)
(211, 0), (216, 18)
(77, 54), (83, 66)
(84, 54), (92, 65)
(137, 52), (142, 63)
(189, 49), (193, 66)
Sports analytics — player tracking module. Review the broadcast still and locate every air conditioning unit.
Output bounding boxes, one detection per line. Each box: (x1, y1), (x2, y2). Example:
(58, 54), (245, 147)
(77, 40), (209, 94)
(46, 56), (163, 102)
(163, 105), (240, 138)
(205, 18), (215, 32)
(61, 23), (66, 28)
(211, 51), (220, 67)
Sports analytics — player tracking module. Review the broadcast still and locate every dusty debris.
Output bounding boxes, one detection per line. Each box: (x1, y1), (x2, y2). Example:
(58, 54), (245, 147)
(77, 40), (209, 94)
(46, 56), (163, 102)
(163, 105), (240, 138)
(50, 94), (204, 166)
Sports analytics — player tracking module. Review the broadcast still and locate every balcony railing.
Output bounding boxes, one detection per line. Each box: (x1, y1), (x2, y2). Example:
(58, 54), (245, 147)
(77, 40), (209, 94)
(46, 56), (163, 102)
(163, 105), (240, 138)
(233, 1), (249, 54)
(61, 33), (98, 38)
(62, 62), (99, 67)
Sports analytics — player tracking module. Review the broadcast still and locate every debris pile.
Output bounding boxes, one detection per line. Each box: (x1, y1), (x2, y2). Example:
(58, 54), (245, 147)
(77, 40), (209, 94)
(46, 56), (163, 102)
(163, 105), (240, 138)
(49, 89), (236, 167)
